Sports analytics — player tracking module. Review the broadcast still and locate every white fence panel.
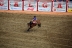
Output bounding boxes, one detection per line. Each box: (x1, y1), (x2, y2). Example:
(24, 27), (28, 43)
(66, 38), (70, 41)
(24, 0), (37, 11)
(53, 2), (66, 12)
(9, 0), (22, 10)
(0, 0), (8, 10)
(38, 2), (51, 12)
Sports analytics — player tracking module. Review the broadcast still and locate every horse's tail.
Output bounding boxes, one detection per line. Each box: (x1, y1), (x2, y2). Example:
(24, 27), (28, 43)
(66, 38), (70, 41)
(36, 20), (41, 27)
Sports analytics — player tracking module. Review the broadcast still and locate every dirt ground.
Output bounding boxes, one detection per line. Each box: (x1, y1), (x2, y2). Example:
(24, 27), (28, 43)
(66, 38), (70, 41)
(0, 10), (72, 48)
(0, 10), (72, 15)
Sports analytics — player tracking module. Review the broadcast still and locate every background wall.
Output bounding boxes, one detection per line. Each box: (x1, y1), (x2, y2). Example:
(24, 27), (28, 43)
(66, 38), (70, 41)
(0, 0), (72, 12)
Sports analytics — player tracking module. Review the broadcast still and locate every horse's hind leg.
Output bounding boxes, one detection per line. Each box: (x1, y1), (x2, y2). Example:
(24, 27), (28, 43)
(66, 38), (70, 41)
(27, 28), (30, 31)
(38, 23), (41, 27)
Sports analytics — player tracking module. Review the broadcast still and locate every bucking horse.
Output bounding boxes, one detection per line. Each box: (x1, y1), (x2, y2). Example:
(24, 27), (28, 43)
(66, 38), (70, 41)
(27, 20), (41, 31)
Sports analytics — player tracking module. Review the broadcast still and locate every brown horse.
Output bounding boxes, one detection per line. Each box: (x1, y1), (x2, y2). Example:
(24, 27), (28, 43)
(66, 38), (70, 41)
(27, 20), (41, 31)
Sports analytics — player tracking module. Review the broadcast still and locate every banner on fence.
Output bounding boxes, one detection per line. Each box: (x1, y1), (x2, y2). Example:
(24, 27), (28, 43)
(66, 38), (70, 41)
(38, 2), (51, 12)
(38, 0), (51, 12)
(9, 0), (22, 10)
(0, 0), (8, 10)
(68, 1), (72, 12)
(24, 0), (37, 11)
(53, 2), (66, 12)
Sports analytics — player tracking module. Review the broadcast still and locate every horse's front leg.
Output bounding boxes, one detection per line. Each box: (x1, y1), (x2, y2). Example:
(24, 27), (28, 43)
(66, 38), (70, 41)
(27, 26), (33, 31)
(27, 27), (31, 31)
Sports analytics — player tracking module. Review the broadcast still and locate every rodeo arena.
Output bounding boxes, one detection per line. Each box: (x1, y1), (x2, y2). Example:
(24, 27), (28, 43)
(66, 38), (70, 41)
(0, 0), (72, 48)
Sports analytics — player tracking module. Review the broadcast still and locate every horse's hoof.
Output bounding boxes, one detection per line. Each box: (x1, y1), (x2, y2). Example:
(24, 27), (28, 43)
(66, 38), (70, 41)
(27, 30), (29, 31)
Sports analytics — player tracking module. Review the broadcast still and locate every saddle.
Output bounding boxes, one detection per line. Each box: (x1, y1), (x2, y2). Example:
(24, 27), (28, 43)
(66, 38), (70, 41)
(32, 20), (37, 24)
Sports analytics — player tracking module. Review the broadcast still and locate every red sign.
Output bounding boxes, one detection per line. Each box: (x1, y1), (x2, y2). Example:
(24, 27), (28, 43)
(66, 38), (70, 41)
(14, 2), (18, 7)
(0, 2), (4, 6)
(0, 0), (3, 2)
(57, 3), (62, 8)
(28, 3), (33, 7)
(42, 3), (48, 8)
(27, 7), (34, 11)
(0, 0), (4, 6)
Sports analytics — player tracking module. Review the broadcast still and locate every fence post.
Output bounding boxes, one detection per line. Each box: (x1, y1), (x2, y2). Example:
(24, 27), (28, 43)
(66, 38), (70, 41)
(8, 0), (9, 10)
(66, 0), (68, 12)
(51, 0), (54, 12)
(22, 0), (24, 11)
(37, 0), (39, 11)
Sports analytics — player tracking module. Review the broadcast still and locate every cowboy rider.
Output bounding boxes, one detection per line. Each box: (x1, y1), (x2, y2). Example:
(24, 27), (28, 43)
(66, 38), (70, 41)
(32, 16), (37, 23)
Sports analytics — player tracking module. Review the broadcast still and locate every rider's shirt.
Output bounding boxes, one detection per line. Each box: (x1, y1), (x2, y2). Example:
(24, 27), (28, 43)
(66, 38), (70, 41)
(32, 17), (37, 23)
(33, 17), (37, 21)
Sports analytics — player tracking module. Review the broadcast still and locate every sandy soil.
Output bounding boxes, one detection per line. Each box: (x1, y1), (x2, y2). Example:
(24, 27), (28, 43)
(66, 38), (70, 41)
(0, 10), (72, 48)
(0, 10), (72, 15)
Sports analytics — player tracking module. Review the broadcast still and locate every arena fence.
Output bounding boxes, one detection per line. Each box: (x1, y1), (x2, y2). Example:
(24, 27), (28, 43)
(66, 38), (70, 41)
(0, 0), (72, 12)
